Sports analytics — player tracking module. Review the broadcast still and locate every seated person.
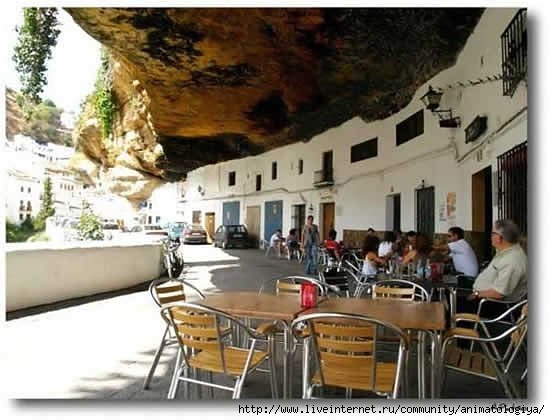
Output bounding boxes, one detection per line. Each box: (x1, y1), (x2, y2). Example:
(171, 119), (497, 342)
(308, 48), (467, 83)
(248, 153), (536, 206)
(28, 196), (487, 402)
(403, 232), (432, 265)
(378, 231), (396, 259)
(323, 229), (342, 260)
(433, 226), (479, 278)
(286, 228), (300, 253)
(362, 235), (385, 277)
(269, 229), (284, 255)
(457, 219), (527, 317)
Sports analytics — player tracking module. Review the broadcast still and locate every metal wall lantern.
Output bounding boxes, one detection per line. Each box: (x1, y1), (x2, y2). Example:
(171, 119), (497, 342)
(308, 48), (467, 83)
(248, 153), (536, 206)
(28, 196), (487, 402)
(420, 85), (461, 128)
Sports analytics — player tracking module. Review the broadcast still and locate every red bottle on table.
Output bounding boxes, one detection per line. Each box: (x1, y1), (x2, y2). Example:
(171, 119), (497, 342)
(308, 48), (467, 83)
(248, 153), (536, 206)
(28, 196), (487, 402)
(300, 283), (318, 308)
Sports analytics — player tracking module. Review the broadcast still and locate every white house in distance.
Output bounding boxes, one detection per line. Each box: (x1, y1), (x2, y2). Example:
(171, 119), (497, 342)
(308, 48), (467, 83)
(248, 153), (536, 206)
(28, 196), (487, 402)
(5, 168), (42, 223)
(175, 8), (527, 260)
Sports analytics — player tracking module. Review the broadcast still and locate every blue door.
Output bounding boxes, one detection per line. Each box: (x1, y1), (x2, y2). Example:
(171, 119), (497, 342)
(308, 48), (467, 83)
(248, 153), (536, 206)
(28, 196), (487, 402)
(222, 201), (240, 225)
(264, 200), (283, 241)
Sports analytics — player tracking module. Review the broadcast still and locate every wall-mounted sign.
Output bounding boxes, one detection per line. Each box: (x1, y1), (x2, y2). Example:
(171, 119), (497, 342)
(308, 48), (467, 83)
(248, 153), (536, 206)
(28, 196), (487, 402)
(465, 115), (488, 143)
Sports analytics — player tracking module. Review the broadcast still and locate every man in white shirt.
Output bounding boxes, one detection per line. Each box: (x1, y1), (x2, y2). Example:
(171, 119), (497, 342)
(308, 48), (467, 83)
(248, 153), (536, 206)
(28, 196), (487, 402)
(269, 229), (283, 257)
(435, 226), (479, 278)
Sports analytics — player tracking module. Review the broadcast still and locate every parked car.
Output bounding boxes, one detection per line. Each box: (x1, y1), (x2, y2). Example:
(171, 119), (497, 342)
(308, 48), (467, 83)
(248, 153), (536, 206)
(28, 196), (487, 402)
(165, 221), (187, 242)
(126, 224), (169, 242)
(102, 222), (121, 240)
(213, 225), (250, 249)
(181, 224), (208, 244)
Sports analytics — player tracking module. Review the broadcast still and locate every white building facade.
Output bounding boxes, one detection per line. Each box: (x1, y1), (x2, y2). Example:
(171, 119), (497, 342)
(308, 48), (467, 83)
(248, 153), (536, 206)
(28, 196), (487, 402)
(176, 9), (527, 258)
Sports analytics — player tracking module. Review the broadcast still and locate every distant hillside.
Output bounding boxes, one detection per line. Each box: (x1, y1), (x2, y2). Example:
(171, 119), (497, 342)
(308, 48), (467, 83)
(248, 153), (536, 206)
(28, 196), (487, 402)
(5, 87), (72, 146)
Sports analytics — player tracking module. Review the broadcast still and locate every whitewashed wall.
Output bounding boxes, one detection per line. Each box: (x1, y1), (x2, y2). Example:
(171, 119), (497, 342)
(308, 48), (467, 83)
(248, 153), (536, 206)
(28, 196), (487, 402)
(175, 8), (527, 241)
(5, 242), (163, 312)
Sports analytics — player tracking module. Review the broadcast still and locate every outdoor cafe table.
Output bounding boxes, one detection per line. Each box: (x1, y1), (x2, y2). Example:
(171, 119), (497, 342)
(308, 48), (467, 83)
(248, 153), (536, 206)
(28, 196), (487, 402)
(303, 297), (446, 399)
(194, 291), (311, 399)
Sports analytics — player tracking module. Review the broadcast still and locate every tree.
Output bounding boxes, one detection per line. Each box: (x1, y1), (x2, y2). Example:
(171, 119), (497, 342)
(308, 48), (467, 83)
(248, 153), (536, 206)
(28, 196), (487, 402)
(12, 8), (60, 103)
(77, 202), (104, 240)
(35, 176), (55, 231)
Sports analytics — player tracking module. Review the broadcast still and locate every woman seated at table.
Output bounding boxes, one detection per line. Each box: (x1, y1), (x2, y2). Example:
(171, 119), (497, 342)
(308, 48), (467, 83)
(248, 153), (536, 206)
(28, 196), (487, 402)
(378, 231), (396, 259)
(323, 229), (342, 260)
(362, 235), (385, 277)
(402, 233), (432, 265)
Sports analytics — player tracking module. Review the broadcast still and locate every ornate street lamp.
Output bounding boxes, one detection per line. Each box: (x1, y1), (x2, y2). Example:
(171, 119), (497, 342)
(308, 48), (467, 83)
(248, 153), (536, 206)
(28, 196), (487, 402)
(420, 85), (461, 128)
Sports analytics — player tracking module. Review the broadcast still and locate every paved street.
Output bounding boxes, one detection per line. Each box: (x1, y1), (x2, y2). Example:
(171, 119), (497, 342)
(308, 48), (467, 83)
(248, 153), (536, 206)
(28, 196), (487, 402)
(3, 245), (525, 399)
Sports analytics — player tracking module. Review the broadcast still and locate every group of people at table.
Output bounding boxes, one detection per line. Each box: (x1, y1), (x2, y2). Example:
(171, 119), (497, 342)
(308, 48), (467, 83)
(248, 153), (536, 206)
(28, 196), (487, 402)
(270, 216), (527, 317)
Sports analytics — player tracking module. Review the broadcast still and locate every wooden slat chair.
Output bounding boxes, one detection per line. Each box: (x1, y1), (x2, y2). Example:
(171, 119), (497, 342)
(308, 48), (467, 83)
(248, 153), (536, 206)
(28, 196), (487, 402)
(161, 302), (278, 399)
(291, 313), (409, 399)
(372, 279), (431, 398)
(143, 278), (206, 390)
(442, 300), (527, 398)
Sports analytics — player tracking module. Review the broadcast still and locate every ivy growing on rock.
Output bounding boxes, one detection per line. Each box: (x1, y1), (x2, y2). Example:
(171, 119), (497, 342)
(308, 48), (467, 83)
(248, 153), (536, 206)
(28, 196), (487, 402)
(94, 47), (117, 139)
(12, 8), (60, 103)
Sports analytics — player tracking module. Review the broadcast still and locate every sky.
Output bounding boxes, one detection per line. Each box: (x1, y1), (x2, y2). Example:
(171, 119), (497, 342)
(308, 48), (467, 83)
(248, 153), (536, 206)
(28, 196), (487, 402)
(4, 6), (101, 128)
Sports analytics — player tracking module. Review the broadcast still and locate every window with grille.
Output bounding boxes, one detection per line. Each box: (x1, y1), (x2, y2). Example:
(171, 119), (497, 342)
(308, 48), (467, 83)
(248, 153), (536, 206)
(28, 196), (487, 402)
(228, 171), (236, 186)
(350, 137), (378, 163)
(497, 141), (527, 235)
(396, 110), (424, 146)
(501, 8), (527, 96)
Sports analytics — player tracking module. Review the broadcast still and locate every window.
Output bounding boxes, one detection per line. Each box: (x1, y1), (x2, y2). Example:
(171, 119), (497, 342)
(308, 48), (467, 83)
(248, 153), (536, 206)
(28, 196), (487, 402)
(228, 171), (236, 186)
(20, 186), (24, 193)
(298, 159), (304, 175)
(396, 110), (424, 146)
(28, 187), (31, 193)
(155, 216), (161, 223)
(19, 214), (24, 221)
(271, 162), (277, 180)
(27, 201), (32, 211)
(148, 202), (152, 210)
(497, 141), (527, 235)
(501, 8), (527, 96)
(256, 174), (262, 191)
(350, 137), (378, 163)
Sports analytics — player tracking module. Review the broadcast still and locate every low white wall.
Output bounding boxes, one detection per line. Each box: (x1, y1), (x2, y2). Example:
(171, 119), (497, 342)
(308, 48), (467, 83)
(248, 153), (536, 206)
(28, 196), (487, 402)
(5, 241), (163, 312)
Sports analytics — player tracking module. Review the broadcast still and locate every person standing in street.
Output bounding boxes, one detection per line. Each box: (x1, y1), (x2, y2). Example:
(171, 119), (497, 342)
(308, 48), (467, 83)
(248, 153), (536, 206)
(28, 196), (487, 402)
(301, 215), (320, 275)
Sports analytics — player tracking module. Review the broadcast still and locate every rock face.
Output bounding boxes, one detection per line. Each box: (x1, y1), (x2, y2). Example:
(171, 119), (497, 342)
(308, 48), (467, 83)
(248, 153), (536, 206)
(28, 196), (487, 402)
(5, 88), (25, 139)
(67, 8), (483, 180)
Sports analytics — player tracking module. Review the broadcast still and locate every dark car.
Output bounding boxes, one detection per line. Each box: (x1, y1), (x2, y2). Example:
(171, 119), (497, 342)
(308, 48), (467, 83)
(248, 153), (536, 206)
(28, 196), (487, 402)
(213, 225), (249, 249)
(181, 224), (208, 244)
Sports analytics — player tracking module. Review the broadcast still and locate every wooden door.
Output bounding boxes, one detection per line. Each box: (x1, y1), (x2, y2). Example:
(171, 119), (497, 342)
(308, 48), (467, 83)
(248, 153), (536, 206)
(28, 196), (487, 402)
(205, 212), (215, 242)
(245, 206), (261, 247)
(321, 202), (335, 240)
(416, 186), (434, 237)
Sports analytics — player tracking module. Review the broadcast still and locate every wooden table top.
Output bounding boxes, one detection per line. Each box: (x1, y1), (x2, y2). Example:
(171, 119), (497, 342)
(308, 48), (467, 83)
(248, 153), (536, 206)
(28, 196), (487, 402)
(193, 291), (309, 321)
(304, 298), (446, 331)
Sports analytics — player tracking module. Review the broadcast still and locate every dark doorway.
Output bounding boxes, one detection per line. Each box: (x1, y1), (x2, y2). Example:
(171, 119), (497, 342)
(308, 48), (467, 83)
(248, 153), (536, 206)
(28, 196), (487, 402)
(416, 186), (435, 237)
(291, 204), (306, 239)
(472, 166), (493, 261)
(322, 151), (333, 181)
(385, 194), (401, 232)
(321, 202), (335, 240)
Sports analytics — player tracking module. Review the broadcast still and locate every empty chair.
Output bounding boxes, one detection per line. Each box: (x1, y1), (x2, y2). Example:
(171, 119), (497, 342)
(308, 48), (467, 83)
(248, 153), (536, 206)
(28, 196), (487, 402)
(162, 302), (278, 399)
(442, 300), (527, 398)
(143, 278), (205, 390)
(291, 312), (409, 399)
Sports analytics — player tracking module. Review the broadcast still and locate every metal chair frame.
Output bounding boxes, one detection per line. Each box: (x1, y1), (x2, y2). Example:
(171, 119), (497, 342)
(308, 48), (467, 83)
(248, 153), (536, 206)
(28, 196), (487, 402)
(442, 300), (528, 398)
(162, 302), (278, 399)
(291, 312), (409, 399)
(143, 278), (205, 390)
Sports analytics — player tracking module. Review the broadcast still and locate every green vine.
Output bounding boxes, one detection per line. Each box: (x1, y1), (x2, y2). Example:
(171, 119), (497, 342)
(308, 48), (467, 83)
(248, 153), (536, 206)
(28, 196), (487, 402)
(12, 8), (60, 103)
(94, 47), (117, 139)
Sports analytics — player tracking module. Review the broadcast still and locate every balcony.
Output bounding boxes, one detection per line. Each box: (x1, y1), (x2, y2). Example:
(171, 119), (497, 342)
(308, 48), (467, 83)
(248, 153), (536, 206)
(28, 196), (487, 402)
(313, 168), (334, 188)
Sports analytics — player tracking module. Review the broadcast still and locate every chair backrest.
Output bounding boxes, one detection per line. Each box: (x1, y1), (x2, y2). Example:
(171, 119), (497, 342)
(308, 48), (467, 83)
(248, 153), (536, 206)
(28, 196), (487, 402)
(161, 302), (258, 375)
(260, 276), (326, 297)
(291, 312), (408, 397)
(372, 279), (430, 302)
(149, 278), (205, 307)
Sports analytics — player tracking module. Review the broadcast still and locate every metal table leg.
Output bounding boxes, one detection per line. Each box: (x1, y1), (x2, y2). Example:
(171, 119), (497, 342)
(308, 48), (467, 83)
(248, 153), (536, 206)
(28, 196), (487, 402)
(449, 288), (457, 328)
(427, 330), (443, 398)
(282, 322), (293, 399)
(302, 336), (310, 398)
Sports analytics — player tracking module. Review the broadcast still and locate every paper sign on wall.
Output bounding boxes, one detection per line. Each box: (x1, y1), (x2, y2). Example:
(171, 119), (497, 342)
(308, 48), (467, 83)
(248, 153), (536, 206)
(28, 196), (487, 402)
(446, 192), (457, 226)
